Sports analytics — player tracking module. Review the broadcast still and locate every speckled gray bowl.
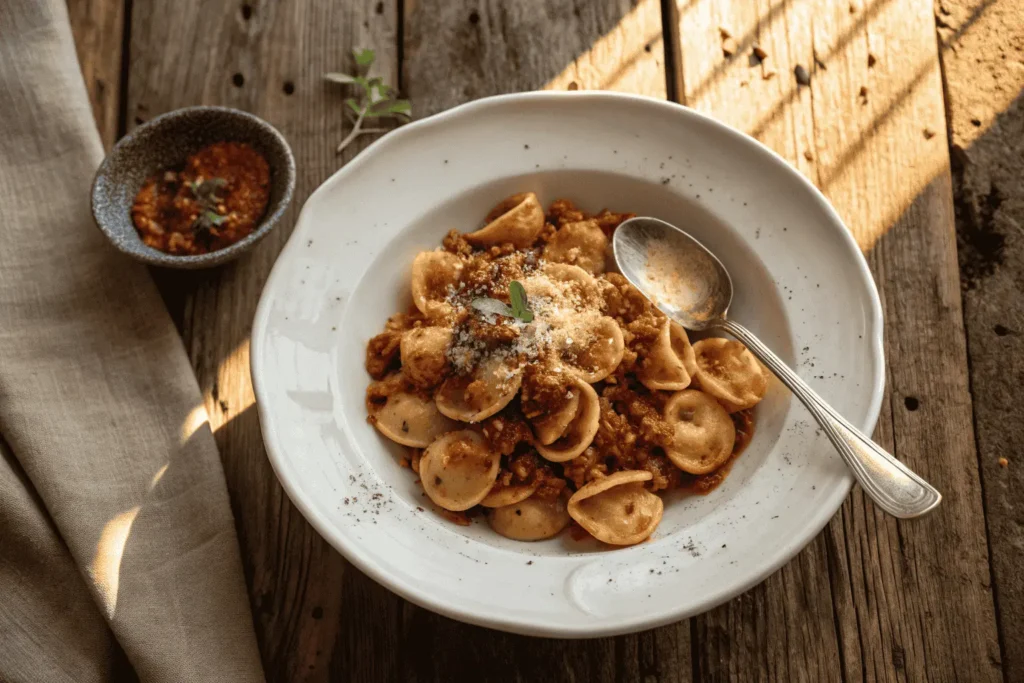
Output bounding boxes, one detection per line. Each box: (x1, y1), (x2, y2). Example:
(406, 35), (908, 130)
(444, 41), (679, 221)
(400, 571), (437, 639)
(91, 106), (295, 268)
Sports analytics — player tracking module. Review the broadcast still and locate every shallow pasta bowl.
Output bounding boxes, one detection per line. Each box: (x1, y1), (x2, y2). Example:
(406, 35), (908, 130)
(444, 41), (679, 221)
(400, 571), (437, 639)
(251, 92), (884, 637)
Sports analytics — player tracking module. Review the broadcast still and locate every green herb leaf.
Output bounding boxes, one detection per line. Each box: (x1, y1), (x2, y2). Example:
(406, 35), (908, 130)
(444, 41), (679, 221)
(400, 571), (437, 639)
(326, 47), (411, 154)
(353, 48), (375, 68)
(188, 177), (227, 206)
(508, 281), (534, 323)
(366, 76), (384, 95)
(323, 72), (357, 85)
(204, 210), (226, 226)
(367, 98), (412, 118)
(190, 209), (226, 240)
(471, 297), (515, 319)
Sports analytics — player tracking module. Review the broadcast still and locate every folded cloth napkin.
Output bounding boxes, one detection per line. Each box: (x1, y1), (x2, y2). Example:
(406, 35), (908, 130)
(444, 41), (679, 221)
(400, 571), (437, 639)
(0, 1), (266, 681)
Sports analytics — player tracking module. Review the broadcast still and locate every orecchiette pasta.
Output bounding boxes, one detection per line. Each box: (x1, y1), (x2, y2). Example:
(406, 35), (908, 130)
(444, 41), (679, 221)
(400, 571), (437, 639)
(411, 250), (463, 320)
(420, 430), (500, 511)
(368, 378), (459, 448)
(400, 327), (451, 388)
(436, 357), (522, 423)
(465, 192), (545, 248)
(567, 471), (664, 545)
(556, 314), (624, 383)
(488, 495), (571, 541)
(542, 219), (608, 274)
(637, 319), (697, 391)
(663, 389), (736, 474)
(534, 378), (600, 462)
(529, 388), (579, 446)
(542, 262), (598, 290)
(480, 479), (540, 508)
(365, 195), (766, 548)
(692, 338), (768, 412)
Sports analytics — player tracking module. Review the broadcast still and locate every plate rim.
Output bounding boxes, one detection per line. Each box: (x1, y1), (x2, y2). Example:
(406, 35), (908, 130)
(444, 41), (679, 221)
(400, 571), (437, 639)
(251, 90), (885, 637)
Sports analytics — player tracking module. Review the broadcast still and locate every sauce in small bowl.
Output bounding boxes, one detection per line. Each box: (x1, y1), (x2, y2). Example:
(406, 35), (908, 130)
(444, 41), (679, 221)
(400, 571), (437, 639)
(92, 106), (295, 269)
(132, 142), (270, 255)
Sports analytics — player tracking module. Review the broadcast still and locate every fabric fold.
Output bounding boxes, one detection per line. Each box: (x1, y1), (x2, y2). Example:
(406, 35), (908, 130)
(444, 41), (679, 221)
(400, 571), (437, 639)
(0, 0), (266, 680)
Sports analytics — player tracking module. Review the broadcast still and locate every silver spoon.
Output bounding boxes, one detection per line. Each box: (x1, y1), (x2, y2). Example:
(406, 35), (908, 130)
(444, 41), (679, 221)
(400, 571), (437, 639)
(613, 216), (941, 519)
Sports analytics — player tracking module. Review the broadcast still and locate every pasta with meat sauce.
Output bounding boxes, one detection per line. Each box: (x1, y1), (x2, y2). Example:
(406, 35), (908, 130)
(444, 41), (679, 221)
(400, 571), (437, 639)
(365, 193), (765, 546)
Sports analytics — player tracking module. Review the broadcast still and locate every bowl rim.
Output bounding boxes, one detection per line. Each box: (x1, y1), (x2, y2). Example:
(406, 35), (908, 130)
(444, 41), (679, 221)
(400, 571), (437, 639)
(251, 91), (885, 637)
(90, 105), (296, 269)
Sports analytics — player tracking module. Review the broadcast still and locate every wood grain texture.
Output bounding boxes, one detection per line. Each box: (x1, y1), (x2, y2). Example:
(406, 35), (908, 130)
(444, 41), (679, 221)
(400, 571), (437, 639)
(938, 0), (1024, 677)
(66, 0), (1016, 679)
(66, 0), (123, 148)
(670, 0), (1002, 679)
(126, 0), (399, 679)
(404, 0), (667, 117)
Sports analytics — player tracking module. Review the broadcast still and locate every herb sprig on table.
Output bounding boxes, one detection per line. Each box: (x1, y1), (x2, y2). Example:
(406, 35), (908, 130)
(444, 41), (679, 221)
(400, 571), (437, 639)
(471, 281), (534, 323)
(324, 48), (412, 154)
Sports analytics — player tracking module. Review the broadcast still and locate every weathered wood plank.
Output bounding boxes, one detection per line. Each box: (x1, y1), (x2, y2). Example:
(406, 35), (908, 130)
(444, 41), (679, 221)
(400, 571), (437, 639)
(405, 0), (667, 118)
(670, 0), (1002, 679)
(401, 2), (689, 681)
(938, 0), (1024, 677)
(815, 0), (1001, 679)
(67, 0), (123, 149)
(673, 3), (847, 679)
(126, 0), (400, 679)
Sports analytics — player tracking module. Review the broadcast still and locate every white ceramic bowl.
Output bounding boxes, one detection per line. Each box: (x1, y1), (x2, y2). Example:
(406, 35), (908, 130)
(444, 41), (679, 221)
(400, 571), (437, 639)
(251, 92), (884, 637)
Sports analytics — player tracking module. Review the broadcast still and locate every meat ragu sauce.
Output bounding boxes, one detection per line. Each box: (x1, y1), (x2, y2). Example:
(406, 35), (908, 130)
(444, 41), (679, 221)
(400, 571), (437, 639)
(131, 142), (270, 255)
(364, 194), (769, 545)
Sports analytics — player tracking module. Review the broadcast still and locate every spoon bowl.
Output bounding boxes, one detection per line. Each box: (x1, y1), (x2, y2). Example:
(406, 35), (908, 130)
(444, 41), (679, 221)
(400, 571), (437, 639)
(612, 217), (733, 330)
(613, 216), (942, 519)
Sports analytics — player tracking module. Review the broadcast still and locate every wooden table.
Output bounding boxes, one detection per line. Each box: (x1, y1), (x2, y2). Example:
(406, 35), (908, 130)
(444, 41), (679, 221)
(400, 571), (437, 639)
(68, 0), (1023, 679)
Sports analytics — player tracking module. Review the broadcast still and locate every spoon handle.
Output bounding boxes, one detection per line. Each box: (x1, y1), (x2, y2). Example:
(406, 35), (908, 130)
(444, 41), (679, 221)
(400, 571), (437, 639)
(716, 318), (941, 519)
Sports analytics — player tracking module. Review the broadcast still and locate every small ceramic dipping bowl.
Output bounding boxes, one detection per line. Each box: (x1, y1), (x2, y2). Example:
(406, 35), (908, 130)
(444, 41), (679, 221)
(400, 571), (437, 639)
(91, 105), (296, 268)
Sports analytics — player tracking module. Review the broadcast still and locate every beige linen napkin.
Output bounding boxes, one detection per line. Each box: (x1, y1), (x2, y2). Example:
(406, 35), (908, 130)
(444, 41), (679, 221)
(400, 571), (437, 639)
(0, 1), (266, 681)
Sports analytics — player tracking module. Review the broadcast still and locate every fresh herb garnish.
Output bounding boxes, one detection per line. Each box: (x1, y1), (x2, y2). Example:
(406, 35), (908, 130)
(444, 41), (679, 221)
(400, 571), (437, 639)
(508, 280), (534, 322)
(188, 177), (226, 203)
(471, 297), (515, 318)
(187, 177), (228, 237)
(471, 281), (534, 323)
(324, 48), (412, 154)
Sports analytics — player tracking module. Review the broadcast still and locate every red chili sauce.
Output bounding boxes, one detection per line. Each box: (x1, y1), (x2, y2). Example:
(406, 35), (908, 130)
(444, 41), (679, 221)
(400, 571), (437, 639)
(131, 141), (270, 255)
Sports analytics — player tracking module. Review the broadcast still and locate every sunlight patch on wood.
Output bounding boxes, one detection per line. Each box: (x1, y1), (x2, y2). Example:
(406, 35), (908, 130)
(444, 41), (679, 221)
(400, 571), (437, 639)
(543, 0), (666, 98)
(89, 505), (141, 618)
(676, 0), (951, 251)
(820, 57), (950, 251)
(814, 0), (950, 252)
(936, 0), (1021, 150)
(676, 0), (798, 108)
(206, 338), (256, 431)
